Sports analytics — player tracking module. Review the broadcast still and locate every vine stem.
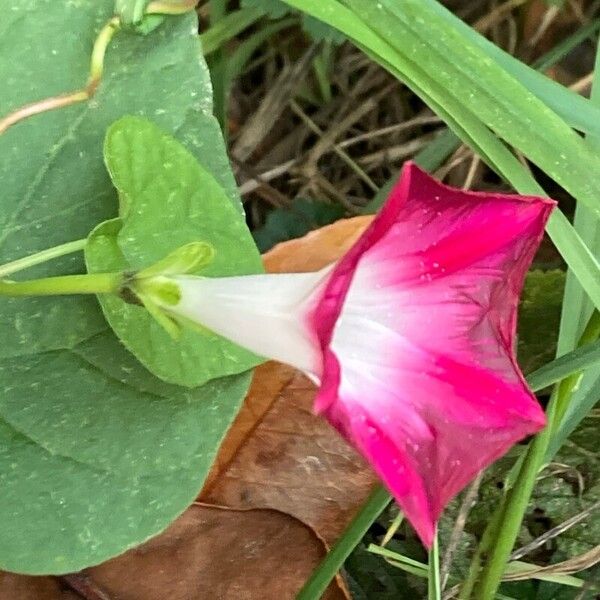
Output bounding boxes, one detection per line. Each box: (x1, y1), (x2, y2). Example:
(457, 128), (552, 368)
(0, 239), (87, 278)
(0, 273), (123, 297)
(0, 17), (119, 136)
(146, 0), (198, 15)
(0, 1), (199, 135)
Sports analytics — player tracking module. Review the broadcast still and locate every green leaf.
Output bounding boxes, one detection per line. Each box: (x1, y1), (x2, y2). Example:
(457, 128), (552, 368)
(86, 117), (262, 388)
(0, 329), (250, 574)
(0, 3), (255, 573)
(0, 4), (217, 358)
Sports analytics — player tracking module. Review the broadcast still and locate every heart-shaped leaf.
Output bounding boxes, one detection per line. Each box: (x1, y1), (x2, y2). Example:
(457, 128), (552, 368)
(86, 117), (263, 388)
(0, 2), (255, 573)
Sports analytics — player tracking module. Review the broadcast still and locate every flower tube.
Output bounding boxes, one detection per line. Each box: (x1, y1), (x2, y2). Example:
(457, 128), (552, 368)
(161, 162), (554, 546)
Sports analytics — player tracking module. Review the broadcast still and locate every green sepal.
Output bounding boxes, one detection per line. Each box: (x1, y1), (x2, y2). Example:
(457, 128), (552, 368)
(137, 293), (182, 339)
(114, 0), (164, 34)
(134, 277), (212, 338)
(133, 276), (180, 305)
(166, 312), (214, 338)
(132, 14), (165, 35)
(137, 242), (216, 279)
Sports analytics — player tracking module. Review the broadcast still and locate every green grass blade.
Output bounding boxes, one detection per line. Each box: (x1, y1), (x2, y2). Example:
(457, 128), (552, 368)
(279, 0), (600, 318)
(549, 36), (600, 463)
(276, 3), (600, 596)
(200, 6), (265, 55)
(350, 0), (600, 217)
(532, 18), (600, 71)
(223, 18), (296, 90)
(527, 338), (600, 392)
(295, 486), (390, 600)
(421, 0), (600, 137)
(429, 533), (442, 600)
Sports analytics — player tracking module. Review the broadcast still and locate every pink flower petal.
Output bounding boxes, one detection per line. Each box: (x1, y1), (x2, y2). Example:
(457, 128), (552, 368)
(307, 162), (554, 546)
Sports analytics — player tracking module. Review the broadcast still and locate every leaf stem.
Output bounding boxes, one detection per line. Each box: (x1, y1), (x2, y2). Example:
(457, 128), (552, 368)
(0, 239), (87, 278)
(296, 485), (391, 600)
(428, 531), (442, 600)
(0, 273), (123, 297)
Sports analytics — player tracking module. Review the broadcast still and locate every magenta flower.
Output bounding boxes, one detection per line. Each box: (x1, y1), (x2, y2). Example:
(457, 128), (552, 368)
(161, 162), (554, 547)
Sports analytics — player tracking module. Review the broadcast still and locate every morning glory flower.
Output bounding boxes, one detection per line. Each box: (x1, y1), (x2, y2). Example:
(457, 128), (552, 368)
(157, 162), (554, 547)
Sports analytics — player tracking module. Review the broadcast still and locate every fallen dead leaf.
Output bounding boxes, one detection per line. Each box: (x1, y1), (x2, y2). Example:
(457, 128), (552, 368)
(202, 216), (378, 544)
(201, 364), (377, 545)
(262, 215), (372, 273)
(0, 506), (346, 600)
(0, 574), (79, 600)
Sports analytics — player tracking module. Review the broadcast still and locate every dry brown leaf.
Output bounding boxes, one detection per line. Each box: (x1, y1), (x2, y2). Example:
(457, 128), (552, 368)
(202, 361), (298, 493)
(202, 216), (379, 545)
(0, 574), (79, 600)
(88, 505), (346, 600)
(202, 364), (377, 545)
(0, 506), (346, 600)
(262, 216), (372, 273)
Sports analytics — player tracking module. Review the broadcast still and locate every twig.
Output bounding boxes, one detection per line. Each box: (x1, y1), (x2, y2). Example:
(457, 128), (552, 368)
(462, 155), (481, 190)
(290, 99), (379, 193)
(502, 545), (600, 582)
(336, 115), (443, 149)
(302, 83), (398, 176)
(238, 159), (298, 195)
(570, 72), (594, 94)
(232, 44), (320, 162)
(474, 0), (529, 33)
(510, 500), (600, 561)
(357, 137), (434, 169)
(440, 474), (483, 589)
